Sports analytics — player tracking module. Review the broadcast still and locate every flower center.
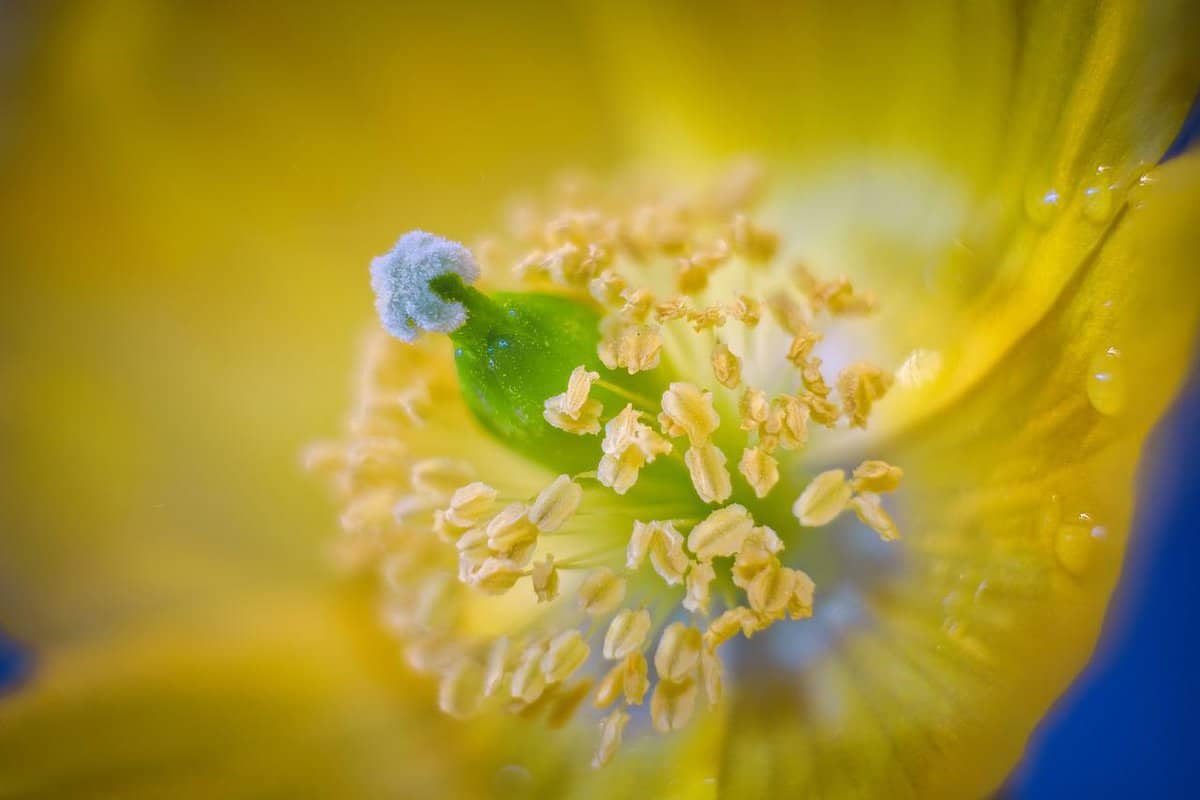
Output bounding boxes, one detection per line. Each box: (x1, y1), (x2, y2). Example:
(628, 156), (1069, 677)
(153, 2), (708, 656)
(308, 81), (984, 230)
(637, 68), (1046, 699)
(307, 166), (920, 767)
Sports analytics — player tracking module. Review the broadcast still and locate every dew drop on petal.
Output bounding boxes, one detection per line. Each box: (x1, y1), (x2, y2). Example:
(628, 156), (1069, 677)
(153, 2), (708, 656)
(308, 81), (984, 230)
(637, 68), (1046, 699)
(1054, 513), (1106, 577)
(1086, 346), (1125, 416)
(1024, 183), (1064, 226)
(494, 764), (534, 798)
(1127, 167), (1158, 209)
(1081, 184), (1114, 224)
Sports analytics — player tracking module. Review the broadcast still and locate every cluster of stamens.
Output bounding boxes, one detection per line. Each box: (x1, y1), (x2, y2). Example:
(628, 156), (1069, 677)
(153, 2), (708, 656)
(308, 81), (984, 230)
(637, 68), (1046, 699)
(307, 166), (918, 768)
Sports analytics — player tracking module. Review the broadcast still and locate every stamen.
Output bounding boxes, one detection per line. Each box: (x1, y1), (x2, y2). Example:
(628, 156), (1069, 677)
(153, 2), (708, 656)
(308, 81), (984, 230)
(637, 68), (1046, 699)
(529, 475), (584, 533)
(314, 165), (913, 767)
(711, 342), (742, 389)
(654, 622), (703, 682)
(792, 469), (853, 527)
(603, 608), (652, 659)
(684, 442), (733, 504)
(592, 709), (630, 769)
(687, 504), (754, 561)
(659, 382), (721, 443)
(578, 568), (627, 616)
(531, 555), (560, 602)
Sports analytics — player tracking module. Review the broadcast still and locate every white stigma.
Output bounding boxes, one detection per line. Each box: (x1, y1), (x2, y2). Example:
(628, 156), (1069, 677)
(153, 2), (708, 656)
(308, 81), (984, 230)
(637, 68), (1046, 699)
(370, 230), (480, 342)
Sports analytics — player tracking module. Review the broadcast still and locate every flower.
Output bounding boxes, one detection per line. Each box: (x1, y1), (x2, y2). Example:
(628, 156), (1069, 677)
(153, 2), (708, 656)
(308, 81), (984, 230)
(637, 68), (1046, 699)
(309, 137), (1200, 794)
(2, 2), (1199, 798)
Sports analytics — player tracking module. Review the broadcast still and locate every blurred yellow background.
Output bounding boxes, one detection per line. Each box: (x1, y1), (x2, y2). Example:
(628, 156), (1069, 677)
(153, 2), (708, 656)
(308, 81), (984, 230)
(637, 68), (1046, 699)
(1, 1), (629, 647)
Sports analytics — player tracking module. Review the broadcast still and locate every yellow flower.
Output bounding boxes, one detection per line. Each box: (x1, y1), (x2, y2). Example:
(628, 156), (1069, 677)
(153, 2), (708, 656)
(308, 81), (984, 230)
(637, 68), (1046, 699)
(2, 2), (1199, 798)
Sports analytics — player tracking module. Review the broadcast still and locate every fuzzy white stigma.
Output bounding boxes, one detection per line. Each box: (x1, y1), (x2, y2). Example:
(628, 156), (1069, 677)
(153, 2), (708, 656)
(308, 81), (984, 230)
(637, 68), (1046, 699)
(370, 230), (480, 342)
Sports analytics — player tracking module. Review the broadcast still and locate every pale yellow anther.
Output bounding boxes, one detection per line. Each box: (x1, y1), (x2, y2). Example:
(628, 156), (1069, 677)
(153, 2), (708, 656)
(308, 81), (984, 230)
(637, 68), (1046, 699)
(687, 305), (727, 332)
(851, 460), (904, 493)
(766, 291), (813, 335)
(788, 570), (816, 619)
(800, 356), (832, 397)
(683, 560), (716, 614)
(650, 677), (699, 733)
(837, 361), (894, 428)
(688, 504), (754, 561)
(704, 607), (760, 648)
(699, 646), (723, 705)
(510, 644), (548, 703)
(597, 447), (647, 496)
(801, 391), (841, 427)
(455, 527), (490, 580)
(749, 524), (784, 554)
(589, 269), (628, 307)
(603, 608), (652, 659)
(627, 520), (690, 585)
(529, 474), (583, 533)
(485, 503), (539, 564)
(598, 405), (672, 495)
(592, 709), (630, 769)
(850, 492), (901, 541)
(786, 328), (823, 366)
(593, 661), (624, 709)
(791, 262), (818, 293)
(684, 442), (733, 504)
(581, 241), (613, 274)
(747, 562), (797, 618)
(675, 257), (712, 294)
(711, 342), (742, 389)
(543, 396), (603, 435)
(655, 296), (691, 322)
(391, 492), (434, 523)
(738, 446), (780, 499)
(543, 242), (591, 287)
(546, 679), (594, 730)
(531, 554), (560, 602)
(732, 525), (785, 590)
(542, 629), (591, 684)
(438, 660), (485, 719)
(814, 276), (878, 315)
(727, 293), (762, 327)
(660, 382), (720, 443)
(896, 348), (943, 389)
(410, 458), (475, 499)
(432, 509), (469, 543)
(564, 366), (600, 416)
(483, 637), (511, 697)
(793, 469), (852, 527)
(739, 386), (769, 432)
(729, 214), (779, 262)
(622, 651), (650, 705)
(444, 481), (499, 528)
(578, 567), (627, 616)
(620, 287), (657, 323)
(467, 557), (525, 595)
(764, 395), (809, 451)
(652, 527), (692, 585)
(654, 622), (702, 682)
(598, 323), (663, 374)
(544, 367), (604, 435)
(514, 248), (548, 281)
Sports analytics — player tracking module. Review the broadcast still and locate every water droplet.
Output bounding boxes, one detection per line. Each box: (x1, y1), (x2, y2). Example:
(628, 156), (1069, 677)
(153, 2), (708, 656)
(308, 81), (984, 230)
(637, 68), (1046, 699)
(1025, 184), (1064, 226)
(1127, 168), (1158, 209)
(1054, 513), (1106, 576)
(1086, 346), (1126, 416)
(1081, 184), (1114, 224)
